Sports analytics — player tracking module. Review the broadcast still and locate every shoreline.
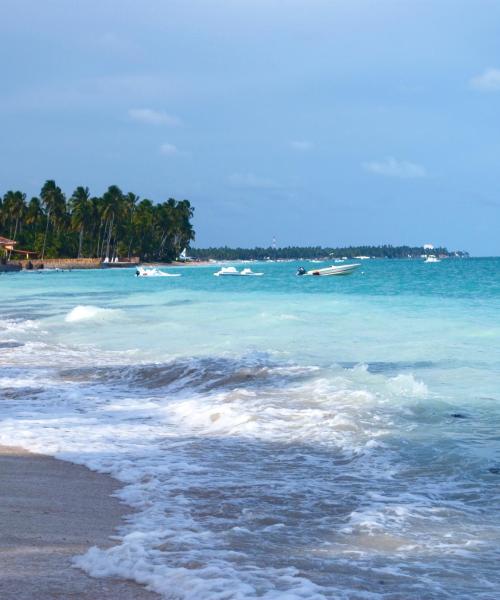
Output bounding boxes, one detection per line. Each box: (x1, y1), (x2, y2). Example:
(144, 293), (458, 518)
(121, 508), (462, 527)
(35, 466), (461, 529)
(0, 444), (159, 599)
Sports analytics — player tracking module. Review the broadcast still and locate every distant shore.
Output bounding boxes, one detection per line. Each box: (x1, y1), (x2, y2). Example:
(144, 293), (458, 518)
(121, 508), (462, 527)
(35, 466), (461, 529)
(0, 444), (158, 599)
(1, 253), (473, 274)
(1, 258), (218, 271)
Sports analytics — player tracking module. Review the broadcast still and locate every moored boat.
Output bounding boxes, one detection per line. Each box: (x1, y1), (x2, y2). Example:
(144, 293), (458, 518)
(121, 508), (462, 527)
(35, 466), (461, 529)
(136, 266), (181, 277)
(214, 266), (264, 277)
(297, 263), (360, 276)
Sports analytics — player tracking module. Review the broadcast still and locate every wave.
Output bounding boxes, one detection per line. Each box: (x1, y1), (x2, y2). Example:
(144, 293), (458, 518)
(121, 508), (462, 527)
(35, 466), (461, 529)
(64, 305), (122, 323)
(1, 342), (499, 597)
(59, 355), (320, 394)
(0, 318), (39, 333)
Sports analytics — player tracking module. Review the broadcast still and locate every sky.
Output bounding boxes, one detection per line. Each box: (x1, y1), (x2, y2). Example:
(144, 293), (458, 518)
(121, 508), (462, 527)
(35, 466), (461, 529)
(1, 0), (500, 255)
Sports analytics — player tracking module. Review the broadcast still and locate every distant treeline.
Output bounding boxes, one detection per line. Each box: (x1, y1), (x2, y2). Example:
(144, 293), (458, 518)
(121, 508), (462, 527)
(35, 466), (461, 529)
(0, 181), (195, 261)
(191, 245), (468, 260)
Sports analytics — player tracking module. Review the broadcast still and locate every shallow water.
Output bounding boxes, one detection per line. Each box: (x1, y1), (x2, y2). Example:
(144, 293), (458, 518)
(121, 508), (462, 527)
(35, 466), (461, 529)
(1, 259), (499, 599)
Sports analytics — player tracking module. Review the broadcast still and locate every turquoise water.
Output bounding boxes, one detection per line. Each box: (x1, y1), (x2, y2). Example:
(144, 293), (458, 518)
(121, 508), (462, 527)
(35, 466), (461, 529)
(1, 259), (499, 598)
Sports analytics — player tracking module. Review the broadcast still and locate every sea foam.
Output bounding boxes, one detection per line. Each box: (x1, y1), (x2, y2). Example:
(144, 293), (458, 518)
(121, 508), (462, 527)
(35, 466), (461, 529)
(2, 261), (500, 598)
(65, 305), (121, 323)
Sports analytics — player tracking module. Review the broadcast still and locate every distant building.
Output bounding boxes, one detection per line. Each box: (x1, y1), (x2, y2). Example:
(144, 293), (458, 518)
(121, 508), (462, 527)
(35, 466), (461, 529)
(423, 243), (434, 250)
(0, 236), (17, 253)
(0, 236), (38, 260)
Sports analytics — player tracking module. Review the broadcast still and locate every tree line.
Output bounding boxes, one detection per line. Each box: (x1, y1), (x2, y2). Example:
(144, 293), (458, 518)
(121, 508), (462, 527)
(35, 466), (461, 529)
(0, 181), (195, 261)
(190, 245), (467, 261)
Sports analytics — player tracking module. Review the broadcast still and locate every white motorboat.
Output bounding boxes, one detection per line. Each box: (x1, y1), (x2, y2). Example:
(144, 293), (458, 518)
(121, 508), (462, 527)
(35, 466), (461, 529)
(214, 266), (264, 277)
(135, 266), (181, 277)
(297, 263), (360, 277)
(240, 268), (263, 276)
(424, 255), (441, 263)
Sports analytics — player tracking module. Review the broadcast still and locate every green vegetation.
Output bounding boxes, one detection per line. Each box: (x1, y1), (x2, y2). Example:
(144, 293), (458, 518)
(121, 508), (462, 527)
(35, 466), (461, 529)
(0, 181), (195, 261)
(191, 245), (468, 260)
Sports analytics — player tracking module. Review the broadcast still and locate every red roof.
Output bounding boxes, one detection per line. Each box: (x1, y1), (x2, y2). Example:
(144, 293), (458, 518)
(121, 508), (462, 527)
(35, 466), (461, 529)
(0, 236), (17, 246)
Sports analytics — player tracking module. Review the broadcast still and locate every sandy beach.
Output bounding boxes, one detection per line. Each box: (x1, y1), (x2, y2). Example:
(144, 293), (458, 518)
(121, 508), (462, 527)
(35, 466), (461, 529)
(0, 445), (158, 600)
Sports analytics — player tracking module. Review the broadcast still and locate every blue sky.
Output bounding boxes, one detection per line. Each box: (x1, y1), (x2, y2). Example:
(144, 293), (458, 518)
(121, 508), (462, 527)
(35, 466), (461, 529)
(1, 0), (500, 254)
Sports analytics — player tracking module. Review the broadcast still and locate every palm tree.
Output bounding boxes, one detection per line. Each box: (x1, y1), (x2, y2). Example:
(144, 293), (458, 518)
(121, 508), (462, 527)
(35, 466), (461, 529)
(26, 197), (42, 228)
(123, 192), (138, 258)
(2, 191), (26, 258)
(24, 197), (42, 251)
(101, 185), (124, 259)
(1, 181), (195, 262)
(69, 186), (91, 258)
(132, 199), (154, 259)
(40, 180), (65, 259)
(170, 198), (195, 258)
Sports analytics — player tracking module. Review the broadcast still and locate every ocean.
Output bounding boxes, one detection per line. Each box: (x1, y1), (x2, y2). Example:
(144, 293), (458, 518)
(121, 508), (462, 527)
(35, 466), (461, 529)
(1, 258), (499, 599)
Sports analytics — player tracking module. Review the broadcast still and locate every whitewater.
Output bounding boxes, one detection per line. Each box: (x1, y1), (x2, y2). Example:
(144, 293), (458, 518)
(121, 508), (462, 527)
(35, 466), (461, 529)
(1, 259), (499, 599)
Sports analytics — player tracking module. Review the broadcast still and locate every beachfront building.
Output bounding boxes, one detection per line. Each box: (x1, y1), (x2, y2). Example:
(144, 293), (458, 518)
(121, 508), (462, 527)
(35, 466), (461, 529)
(0, 236), (20, 270)
(0, 236), (17, 256)
(0, 236), (38, 261)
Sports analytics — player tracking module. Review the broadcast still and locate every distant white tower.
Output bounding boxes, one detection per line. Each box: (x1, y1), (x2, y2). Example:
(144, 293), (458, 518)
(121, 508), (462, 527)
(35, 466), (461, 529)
(272, 237), (277, 250)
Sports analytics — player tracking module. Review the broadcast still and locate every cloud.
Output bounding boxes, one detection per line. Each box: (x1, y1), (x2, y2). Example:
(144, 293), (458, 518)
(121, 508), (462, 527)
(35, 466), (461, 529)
(363, 157), (426, 179)
(227, 172), (280, 189)
(159, 143), (180, 156)
(129, 108), (181, 126)
(470, 68), (500, 91)
(290, 140), (313, 151)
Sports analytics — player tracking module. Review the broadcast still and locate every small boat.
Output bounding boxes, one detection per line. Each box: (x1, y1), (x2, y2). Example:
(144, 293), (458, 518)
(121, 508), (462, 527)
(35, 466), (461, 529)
(297, 263), (360, 277)
(214, 266), (264, 277)
(135, 266), (181, 277)
(424, 255), (441, 263)
(240, 268), (263, 276)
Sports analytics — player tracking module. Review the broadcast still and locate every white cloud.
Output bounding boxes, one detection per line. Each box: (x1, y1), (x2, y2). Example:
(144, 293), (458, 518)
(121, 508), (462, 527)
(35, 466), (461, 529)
(129, 108), (181, 126)
(291, 140), (313, 151)
(228, 172), (280, 189)
(470, 68), (500, 91)
(159, 143), (180, 156)
(363, 157), (426, 179)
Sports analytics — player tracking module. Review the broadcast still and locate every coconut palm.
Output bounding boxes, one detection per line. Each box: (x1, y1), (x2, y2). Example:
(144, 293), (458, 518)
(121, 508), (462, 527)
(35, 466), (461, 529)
(101, 185), (124, 259)
(2, 191), (26, 258)
(40, 180), (65, 259)
(69, 186), (91, 257)
(1, 182), (195, 262)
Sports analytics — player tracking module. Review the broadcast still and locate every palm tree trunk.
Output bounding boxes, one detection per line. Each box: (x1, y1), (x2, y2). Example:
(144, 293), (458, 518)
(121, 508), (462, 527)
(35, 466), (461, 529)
(105, 213), (114, 259)
(100, 218), (109, 258)
(8, 218), (19, 260)
(96, 221), (103, 257)
(78, 226), (84, 258)
(41, 209), (51, 260)
(158, 232), (168, 257)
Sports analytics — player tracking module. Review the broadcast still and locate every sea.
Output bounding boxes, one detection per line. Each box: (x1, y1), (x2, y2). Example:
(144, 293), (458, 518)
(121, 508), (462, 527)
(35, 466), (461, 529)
(1, 258), (499, 599)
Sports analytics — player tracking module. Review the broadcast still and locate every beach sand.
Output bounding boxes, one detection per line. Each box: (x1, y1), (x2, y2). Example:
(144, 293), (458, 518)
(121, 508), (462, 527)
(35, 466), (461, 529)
(0, 445), (159, 599)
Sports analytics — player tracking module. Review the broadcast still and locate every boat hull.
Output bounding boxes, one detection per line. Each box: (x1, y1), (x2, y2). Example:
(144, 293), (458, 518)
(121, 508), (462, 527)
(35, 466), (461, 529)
(303, 263), (360, 276)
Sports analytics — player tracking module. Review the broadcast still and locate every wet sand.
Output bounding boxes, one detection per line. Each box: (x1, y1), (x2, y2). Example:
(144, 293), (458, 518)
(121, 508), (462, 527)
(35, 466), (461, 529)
(0, 445), (159, 599)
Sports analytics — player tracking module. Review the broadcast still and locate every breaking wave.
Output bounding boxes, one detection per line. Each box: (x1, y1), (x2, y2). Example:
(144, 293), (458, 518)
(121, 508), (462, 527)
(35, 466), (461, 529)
(65, 305), (122, 323)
